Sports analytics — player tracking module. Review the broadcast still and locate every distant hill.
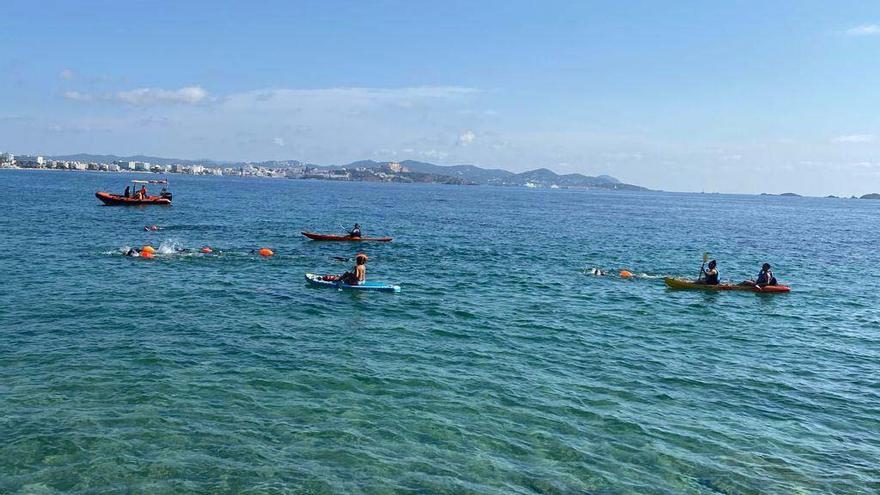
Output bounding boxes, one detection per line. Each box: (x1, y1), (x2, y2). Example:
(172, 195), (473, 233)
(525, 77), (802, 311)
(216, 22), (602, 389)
(511, 168), (632, 188)
(47, 153), (646, 190)
(861, 193), (880, 200)
(398, 160), (515, 184)
(760, 192), (802, 197)
(351, 160), (644, 189)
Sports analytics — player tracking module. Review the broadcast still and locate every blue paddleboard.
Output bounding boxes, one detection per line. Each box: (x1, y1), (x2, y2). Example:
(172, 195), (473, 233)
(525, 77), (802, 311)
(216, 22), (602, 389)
(305, 273), (401, 293)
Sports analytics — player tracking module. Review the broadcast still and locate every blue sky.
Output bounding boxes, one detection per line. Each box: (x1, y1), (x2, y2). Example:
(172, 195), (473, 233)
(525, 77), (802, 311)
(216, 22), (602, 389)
(2, 1), (880, 194)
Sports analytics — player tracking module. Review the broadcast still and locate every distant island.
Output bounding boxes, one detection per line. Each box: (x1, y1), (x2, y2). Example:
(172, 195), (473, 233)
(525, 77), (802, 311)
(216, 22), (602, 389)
(0, 152), (647, 190)
(760, 192), (802, 197)
(862, 193), (880, 200)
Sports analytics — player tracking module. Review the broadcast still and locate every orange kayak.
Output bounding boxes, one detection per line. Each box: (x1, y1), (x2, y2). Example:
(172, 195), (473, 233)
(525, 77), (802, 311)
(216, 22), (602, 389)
(664, 278), (790, 293)
(301, 232), (392, 242)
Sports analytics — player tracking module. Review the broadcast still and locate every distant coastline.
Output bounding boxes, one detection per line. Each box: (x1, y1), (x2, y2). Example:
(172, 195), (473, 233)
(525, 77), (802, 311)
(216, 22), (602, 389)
(760, 191), (880, 200)
(4, 152), (879, 198)
(0, 152), (646, 191)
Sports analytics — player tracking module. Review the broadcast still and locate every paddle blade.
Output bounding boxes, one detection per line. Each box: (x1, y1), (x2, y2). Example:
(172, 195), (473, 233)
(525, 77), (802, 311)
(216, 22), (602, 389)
(703, 252), (709, 263)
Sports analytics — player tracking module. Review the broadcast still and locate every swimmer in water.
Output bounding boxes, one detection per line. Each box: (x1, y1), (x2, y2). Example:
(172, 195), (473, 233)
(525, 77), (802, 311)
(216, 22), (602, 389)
(124, 248), (140, 257)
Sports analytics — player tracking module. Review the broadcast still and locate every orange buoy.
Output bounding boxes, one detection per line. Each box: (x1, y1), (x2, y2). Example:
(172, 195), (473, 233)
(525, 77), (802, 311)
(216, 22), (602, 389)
(201, 247), (213, 254)
(620, 270), (633, 278)
(259, 248), (274, 257)
(142, 245), (156, 254)
(140, 250), (154, 259)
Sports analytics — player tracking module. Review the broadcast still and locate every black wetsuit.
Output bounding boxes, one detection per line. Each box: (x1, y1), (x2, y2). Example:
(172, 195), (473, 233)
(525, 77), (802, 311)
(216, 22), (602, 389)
(703, 270), (719, 285)
(756, 269), (777, 286)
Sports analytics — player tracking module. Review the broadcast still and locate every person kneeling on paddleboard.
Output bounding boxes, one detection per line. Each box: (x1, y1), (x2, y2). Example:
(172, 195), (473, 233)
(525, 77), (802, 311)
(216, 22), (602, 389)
(697, 259), (719, 285)
(340, 253), (367, 285)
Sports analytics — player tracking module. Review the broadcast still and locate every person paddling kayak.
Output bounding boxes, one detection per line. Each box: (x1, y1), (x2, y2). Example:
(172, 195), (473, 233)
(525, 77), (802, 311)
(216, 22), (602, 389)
(347, 223), (362, 238)
(340, 253), (367, 285)
(697, 259), (719, 285)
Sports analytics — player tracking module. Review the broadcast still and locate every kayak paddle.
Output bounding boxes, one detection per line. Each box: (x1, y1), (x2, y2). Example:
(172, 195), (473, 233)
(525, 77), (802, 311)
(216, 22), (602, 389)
(697, 252), (708, 281)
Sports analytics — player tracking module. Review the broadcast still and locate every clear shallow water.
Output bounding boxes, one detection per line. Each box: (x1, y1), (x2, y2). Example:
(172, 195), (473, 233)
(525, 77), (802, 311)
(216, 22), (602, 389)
(1, 169), (878, 494)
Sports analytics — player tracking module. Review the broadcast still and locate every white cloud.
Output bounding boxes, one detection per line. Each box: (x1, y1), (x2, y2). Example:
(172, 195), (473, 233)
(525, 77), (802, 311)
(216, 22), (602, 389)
(420, 149), (449, 160)
(831, 134), (874, 143)
(63, 84), (475, 111)
(602, 151), (644, 160)
(59, 68), (75, 80)
(845, 24), (880, 36)
(458, 130), (476, 146)
(63, 91), (92, 101)
(273, 137), (285, 147)
(222, 86), (477, 109)
(64, 86), (210, 105)
(115, 86), (208, 105)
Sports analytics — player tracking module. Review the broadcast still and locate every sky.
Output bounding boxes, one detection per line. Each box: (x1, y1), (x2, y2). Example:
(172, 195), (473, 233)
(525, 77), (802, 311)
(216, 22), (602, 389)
(2, 0), (880, 195)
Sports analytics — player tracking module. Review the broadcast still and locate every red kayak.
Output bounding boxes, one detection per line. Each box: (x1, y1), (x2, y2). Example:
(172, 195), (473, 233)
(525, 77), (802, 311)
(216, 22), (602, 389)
(301, 231), (392, 242)
(664, 278), (790, 293)
(95, 192), (172, 206)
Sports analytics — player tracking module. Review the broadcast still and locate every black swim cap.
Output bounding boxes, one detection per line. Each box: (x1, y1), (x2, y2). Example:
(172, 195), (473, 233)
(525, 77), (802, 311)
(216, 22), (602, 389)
(762, 263), (771, 270)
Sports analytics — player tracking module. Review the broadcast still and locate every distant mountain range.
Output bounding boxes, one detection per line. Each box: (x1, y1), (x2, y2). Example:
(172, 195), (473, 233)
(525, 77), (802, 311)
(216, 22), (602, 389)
(340, 160), (642, 189)
(47, 153), (646, 190)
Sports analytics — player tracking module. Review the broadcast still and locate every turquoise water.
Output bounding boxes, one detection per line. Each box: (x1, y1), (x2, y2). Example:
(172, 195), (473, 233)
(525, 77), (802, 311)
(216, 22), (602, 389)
(1, 169), (878, 494)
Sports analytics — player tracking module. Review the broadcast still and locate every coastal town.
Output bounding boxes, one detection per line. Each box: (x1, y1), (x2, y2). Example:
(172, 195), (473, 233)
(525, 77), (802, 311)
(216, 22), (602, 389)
(0, 152), (473, 185)
(4, 152), (878, 198)
(0, 151), (652, 190)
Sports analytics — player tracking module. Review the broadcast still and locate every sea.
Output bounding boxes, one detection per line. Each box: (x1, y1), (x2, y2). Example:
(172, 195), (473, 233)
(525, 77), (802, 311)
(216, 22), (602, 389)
(1, 169), (878, 494)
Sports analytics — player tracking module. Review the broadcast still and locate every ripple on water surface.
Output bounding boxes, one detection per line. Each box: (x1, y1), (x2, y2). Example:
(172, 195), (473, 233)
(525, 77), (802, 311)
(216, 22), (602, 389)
(1, 170), (879, 494)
